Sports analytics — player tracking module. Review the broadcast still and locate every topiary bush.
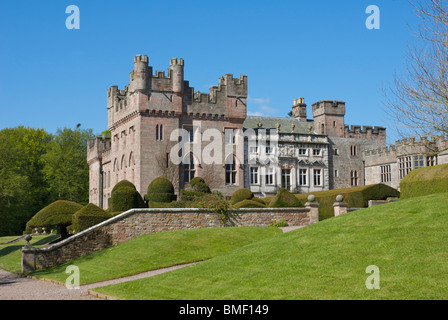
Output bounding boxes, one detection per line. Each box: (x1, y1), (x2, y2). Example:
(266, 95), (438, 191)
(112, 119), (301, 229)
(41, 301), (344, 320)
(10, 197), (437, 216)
(180, 189), (205, 201)
(26, 200), (83, 239)
(112, 180), (137, 194)
(187, 177), (211, 194)
(268, 188), (303, 208)
(231, 188), (254, 204)
(110, 187), (146, 212)
(72, 203), (111, 233)
(233, 199), (266, 208)
(145, 177), (177, 203)
(109, 180), (146, 212)
(400, 164), (448, 199)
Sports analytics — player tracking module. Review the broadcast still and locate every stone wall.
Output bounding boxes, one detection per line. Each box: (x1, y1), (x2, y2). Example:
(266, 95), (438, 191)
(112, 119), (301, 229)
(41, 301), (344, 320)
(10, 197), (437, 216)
(22, 206), (317, 272)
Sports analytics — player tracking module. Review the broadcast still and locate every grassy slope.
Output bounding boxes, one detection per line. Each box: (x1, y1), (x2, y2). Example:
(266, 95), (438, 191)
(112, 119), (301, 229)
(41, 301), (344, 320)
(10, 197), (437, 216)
(94, 192), (448, 300)
(0, 235), (59, 273)
(29, 227), (281, 284)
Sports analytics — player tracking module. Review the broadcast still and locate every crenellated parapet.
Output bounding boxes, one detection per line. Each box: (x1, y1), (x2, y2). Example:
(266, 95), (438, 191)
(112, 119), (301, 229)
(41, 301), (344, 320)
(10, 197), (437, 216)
(87, 137), (111, 165)
(107, 55), (247, 129)
(363, 135), (448, 159)
(344, 125), (386, 140)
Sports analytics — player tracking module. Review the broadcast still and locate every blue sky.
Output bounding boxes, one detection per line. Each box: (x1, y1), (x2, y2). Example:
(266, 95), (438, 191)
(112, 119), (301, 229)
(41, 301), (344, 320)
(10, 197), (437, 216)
(0, 0), (417, 144)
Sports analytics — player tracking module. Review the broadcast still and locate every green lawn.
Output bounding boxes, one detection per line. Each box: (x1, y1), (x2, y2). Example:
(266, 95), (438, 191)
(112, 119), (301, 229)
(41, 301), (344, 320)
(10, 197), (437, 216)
(0, 235), (59, 273)
(93, 192), (448, 300)
(29, 227), (281, 284)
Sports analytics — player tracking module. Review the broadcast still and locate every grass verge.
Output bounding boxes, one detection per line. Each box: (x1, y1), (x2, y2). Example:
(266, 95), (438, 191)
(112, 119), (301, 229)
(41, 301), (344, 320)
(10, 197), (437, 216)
(29, 226), (281, 284)
(93, 192), (448, 300)
(0, 235), (59, 273)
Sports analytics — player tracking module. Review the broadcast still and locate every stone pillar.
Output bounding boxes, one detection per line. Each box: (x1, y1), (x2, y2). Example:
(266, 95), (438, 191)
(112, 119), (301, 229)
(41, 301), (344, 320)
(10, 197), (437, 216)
(305, 195), (319, 224)
(333, 195), (348, 217)
(21, 235), (36, 274)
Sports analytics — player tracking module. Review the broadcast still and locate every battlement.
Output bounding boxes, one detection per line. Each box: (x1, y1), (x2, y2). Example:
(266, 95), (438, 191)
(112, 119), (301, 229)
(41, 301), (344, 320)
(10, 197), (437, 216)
(87, 136), (111, 165)
(134, 54), (149, 63)
(192, 74), (247, 104)
(363, 135), (447, 158)
(107, 55), (247, 128)
(170, 58), (184, 66)
(344, 125), (386, 140)
(312, 100), (346, 117)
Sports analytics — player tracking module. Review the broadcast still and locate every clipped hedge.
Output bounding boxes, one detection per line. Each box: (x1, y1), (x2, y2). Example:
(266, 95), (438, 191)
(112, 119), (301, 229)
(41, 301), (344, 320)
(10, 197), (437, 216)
(269, 188), (303, 208)
(27, 200), (83, 229)
(233, 199), (266, 208)
(72, 203), (111, 233)
(400, 164), (448, 199)
(146, 193), (177, 203)
(180, 189), (205, 201)
(109, 180), (146, 212)
(187, 177), (211, 194)
(231, 188), (254, 204)
(110, 187), (146, 212)
(112, 180), (136, 194)
(26, 200), (83, 239)
(146, 177), (176, 203)
(296, 183), (400, 220)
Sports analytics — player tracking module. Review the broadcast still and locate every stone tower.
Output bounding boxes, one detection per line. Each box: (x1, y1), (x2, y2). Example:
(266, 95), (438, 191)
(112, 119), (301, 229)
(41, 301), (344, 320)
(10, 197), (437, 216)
(312, 100), (346, 137)
(88, 55), (248, 208)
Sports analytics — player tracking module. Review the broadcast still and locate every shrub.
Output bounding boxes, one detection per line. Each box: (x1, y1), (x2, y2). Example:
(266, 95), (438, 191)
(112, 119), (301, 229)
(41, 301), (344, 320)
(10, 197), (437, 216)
(233, 199), (266, 208)
(26, 200), (83, 239)
(146, 177), (176, 203)
(72, 203), (111, 233)
(147, 177), (175, 194)
(187, 177), (211, 194)
(268, 188), (303, 208)
(296, 183), (400, 220)
(194, 193), (232, 223)
(251, 197), (266, 204)
(110, 187), (146, 212)
(146, 193), (177, 203)
(269, 219), (289, 228)
(112, 180), (136, 194)
(400, 164), (448, 199)
(231, 188), (254, 204)
(179, 189), (206, 201)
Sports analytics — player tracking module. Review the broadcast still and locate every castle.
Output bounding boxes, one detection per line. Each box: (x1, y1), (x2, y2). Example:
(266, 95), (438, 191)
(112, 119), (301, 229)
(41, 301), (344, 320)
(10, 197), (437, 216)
(87, 55), (448, 208)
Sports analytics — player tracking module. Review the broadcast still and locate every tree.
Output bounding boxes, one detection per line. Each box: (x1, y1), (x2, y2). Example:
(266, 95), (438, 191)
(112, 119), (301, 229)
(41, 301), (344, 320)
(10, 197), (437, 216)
(384, 0), (448, 139)
(40, 127), (95, 205)
(0, 127), (51, 235)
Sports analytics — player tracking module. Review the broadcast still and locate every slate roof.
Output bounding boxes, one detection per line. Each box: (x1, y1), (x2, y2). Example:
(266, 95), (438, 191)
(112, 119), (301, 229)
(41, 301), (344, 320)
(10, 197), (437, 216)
(243, 116), (315, 135)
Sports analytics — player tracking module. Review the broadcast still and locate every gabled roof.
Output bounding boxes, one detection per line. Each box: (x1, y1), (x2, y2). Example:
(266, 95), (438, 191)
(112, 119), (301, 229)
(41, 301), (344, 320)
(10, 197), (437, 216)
(243, 116), (315, 135)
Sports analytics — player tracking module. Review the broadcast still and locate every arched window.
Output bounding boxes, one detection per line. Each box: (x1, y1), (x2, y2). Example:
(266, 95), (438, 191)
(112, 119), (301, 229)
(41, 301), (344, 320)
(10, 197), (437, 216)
(160, 124), (163, 141)
(129, 152), (134, 167)
(156, 125), (159, 140)
(184, 153), (195, 183)
(225, 156), (237, 185)
(121, 155), (126, 170)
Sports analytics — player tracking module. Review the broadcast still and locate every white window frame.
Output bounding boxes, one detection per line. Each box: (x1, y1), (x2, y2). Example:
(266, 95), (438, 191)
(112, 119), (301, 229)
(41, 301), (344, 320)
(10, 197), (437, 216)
(250, 167), (259, 185)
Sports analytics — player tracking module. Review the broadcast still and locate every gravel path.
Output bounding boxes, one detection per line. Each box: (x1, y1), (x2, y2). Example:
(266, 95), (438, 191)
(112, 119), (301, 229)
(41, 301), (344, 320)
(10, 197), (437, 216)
(0, 262), (199, 300)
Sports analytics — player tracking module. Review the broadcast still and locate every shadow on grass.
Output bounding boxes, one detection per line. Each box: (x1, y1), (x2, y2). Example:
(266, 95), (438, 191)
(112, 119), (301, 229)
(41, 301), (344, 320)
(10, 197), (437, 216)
(0, 235), (60, 259)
